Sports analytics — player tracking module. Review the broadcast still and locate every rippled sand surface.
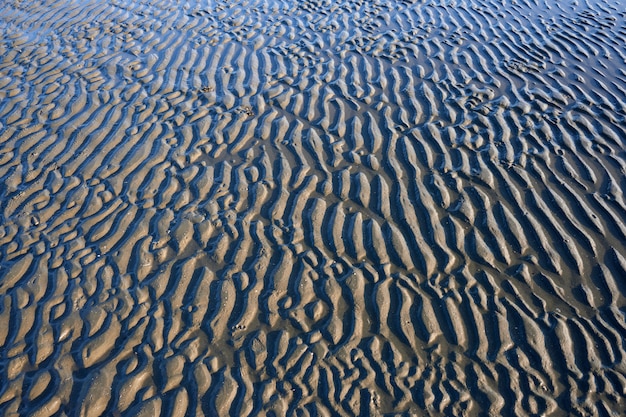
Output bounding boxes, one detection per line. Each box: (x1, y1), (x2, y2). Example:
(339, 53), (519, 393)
(1, 0), (626, 415)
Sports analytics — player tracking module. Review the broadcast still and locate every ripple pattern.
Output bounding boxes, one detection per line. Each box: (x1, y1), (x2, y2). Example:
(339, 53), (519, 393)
(1, 0), (626, 415)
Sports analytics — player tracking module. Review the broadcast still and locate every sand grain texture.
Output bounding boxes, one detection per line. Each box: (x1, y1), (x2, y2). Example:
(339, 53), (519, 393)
(1, 0), (626, 415)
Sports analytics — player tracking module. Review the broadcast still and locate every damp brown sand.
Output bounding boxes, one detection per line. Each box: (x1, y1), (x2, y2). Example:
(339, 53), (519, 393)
(1, 0), (626, 415)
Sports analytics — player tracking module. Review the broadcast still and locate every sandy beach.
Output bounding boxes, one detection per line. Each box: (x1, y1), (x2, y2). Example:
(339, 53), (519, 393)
(0, 0), (625, 415)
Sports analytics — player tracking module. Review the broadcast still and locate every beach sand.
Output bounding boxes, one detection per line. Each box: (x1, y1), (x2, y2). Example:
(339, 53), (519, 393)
(0, 0), (625, 415)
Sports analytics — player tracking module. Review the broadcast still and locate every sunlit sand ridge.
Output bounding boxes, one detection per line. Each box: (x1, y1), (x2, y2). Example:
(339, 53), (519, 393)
(0, 0), (625, 415)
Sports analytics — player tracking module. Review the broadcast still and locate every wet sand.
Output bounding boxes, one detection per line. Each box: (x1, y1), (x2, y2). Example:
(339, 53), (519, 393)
(1, 0), (625, 415)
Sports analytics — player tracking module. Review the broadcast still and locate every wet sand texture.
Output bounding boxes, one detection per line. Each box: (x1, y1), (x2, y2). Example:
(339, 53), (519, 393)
(1, 0), (626, 415)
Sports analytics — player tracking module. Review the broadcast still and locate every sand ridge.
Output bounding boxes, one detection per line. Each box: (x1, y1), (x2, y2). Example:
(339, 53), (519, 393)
(1, 0), (626, 415)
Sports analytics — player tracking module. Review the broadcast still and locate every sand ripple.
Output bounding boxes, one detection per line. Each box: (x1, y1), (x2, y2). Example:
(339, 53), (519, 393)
(1, 0), (626, 415)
